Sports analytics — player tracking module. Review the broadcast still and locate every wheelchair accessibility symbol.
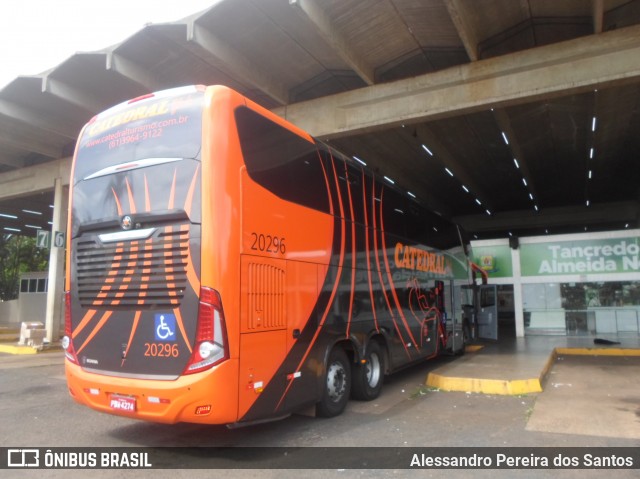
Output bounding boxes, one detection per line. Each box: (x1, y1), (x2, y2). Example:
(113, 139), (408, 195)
(154, 314), (176, 341)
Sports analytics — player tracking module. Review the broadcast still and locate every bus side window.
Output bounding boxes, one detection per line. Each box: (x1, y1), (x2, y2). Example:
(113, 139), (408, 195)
(416, 210), (459, 251)
(344, 163), (365, 226)
(481, 287), (496, 308)
(323, 150), (365, 225)
(405, 201), (426, 242)
(380, 184), (406, 239)
(235, 106), (330, 215)
(333, 155), (352, 223)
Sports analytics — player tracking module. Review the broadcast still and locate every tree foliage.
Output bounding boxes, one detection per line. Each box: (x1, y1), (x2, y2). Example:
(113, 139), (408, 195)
(0, 234), (49, 301)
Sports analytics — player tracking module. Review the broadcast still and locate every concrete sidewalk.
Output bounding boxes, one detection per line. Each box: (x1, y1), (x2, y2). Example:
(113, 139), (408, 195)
(526, 354), (640, 439)
(0, 326), (62, 355)
(427, 335), (640, 395)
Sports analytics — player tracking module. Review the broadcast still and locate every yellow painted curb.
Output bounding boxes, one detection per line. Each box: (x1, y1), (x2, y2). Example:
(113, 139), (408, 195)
(426, 373), (542, 395)
(465, 345), (484, 353)
(556, 347), (640, 357)
(0, 344), (39, 355)
(425, 346), (640, 396)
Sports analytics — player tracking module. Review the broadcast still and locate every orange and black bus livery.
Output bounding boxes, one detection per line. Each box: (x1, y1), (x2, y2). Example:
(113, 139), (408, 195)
(64, 85), (468, 425)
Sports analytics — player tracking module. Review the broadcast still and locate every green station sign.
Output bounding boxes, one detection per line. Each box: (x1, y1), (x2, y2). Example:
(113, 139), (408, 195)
(520, 236), (640, 277)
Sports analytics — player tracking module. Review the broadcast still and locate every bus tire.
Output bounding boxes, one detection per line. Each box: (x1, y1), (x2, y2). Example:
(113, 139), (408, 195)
(316, 347), (351, 418)
(351, 341), (384, 401)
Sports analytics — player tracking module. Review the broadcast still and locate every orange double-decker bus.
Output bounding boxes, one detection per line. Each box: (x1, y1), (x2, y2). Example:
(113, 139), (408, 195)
(63, 85), (468, 425)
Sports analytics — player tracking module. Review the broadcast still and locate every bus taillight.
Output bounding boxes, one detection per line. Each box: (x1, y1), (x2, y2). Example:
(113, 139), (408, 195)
(62, 291), (79, 364)
(183, 287), (229, 375)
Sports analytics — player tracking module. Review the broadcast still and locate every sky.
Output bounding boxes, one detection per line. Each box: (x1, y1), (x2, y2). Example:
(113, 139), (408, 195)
(0, 0), (220, 89)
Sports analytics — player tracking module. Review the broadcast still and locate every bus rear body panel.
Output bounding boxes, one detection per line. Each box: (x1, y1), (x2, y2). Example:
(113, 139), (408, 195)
(65, 86), (235, 422)
(66, 358), (239, 424)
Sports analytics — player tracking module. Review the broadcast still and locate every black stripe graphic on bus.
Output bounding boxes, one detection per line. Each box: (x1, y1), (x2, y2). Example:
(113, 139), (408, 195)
(240, 184), (344, 422)
(240, 145), (425, 421)
(235, 109), (447, 421)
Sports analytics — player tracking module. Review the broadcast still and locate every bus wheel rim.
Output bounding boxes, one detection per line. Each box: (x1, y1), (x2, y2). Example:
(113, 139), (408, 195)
(366, 352), (381, 388)
(327, 361), (347, 402)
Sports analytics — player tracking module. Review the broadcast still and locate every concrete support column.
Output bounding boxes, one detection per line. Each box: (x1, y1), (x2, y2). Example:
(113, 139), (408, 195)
(44, 178), (68, 343)
(511, 246), (525, 338)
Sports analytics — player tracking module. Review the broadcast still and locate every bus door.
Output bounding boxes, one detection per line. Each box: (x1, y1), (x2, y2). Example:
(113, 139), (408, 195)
(443, 280), (465, 353)
(477, 284), (498, 340)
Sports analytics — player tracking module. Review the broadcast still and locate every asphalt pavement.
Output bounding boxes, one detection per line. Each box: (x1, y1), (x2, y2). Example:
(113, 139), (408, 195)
(1, 336), (639, 478)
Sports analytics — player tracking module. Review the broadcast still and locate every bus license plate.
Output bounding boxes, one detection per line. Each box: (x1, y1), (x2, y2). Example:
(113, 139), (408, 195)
(109, 395), (136, 413)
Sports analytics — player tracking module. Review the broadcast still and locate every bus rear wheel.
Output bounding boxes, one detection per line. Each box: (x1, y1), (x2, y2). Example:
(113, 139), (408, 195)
(351, 341), (384, 401)
(316, 347), (351, 418)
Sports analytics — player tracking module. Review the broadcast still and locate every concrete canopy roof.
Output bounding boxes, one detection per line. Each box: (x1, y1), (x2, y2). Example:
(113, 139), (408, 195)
(1, 0), (640, 239)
